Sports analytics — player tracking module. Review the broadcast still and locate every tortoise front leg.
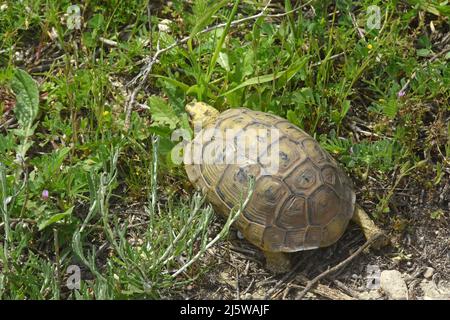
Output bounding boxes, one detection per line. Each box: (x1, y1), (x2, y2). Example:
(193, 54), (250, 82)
(264, 251), (292, 274)
(352, 205), (389, 249)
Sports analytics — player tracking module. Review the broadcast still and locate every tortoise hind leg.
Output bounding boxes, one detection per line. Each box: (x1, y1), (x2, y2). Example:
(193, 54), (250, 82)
(264, 251), (292, 274)
(352, 205), (389, 249)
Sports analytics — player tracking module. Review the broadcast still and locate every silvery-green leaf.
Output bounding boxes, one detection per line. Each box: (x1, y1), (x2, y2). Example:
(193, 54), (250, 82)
(218, 52), (230, 72)
(11, 69), (39, 128)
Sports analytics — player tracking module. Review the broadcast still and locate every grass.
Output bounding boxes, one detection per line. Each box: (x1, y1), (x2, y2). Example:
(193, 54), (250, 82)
(0, 0), (449, 299)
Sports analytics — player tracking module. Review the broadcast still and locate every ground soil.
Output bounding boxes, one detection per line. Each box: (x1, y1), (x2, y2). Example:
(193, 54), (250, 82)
(171, 177), (450, 300)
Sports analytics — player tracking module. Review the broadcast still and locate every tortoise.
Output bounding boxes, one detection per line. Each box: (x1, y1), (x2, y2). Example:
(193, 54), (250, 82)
(183, 102), (386, 273)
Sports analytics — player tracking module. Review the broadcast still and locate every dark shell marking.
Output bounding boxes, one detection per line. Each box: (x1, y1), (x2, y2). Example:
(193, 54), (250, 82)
(185, 108), (355, 252)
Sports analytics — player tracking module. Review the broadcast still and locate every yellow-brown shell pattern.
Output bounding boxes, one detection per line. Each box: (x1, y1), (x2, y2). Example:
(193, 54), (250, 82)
(184, 108), (355, 252)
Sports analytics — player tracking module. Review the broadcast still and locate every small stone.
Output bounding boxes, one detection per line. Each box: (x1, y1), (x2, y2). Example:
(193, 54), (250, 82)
(158, 19), (172, 33)
(305, 292), (316, 299)
(358, 290), (382, 300)
(380, 270), (408, 300)
(251, 289), (266, 300)
(242, 293), (252, 300)
(423, 267), (434, 279)
(218, 271), (232, 286)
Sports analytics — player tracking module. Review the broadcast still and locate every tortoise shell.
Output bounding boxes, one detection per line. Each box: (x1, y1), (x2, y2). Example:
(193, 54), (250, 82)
(184, 108), (355, 252)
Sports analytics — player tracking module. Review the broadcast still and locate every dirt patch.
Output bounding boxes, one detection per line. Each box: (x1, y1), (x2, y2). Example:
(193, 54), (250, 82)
(173, 177), (449, 300)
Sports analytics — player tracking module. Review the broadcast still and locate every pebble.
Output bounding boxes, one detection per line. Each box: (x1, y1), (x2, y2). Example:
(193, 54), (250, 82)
(423, 267), (435, 279)
(358, 290), (383, 300)
(380, 270), (408, 300)
(242, 293), (252, 300)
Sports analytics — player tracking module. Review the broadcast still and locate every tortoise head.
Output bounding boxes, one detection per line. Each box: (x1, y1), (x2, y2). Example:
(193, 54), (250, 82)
(185, 101), (219, 129)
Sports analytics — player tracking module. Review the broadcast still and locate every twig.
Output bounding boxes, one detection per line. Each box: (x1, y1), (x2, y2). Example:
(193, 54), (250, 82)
(281, 279), (295, 299)
(123, 0), (313, 130)
(289, 282), (355, 300)
(297, 232), (384, 299)
(242, 278), (254, 295)
(311, 52), (345, 67)
(263, 252), (315, 299)
(350, 13), (365, 40)
(229, 245), (258, 256)
(127, 1), (278, 88)
(0, 218), (36, 229)
(274, 273), (355, 300)
(128, 0), (315, 87)
(348, 121), (381, 138)
(99, 37), (118, 47)
(264, 261), (301, 299)
(235, 267), (240, 300)
(0, 118), (15, 130)
(333, 279), (360, 298)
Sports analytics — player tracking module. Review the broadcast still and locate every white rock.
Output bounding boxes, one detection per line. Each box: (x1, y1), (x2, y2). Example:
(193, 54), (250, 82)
(242, 293), (252, 300)
(158, 19), (172, 33)
(423, 267), (434, 279)
(380, 270), (408, 300)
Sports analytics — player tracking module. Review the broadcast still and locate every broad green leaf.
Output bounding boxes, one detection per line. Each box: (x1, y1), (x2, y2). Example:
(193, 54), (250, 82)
(11, 69), (39, 128)
(186, 84), (203, 96)
(286, 109), (301, 127)
(222, 56), (309, 96)
(187, 0), (228, 51)
(277, 56), (310, 88)
(222, 74), (279, 96)
(341, 100), (351, 117)
(151, 74), (190, 92)
(206, 0), (240, 82)
(148, 96), (180, 130)
(38, 206), (74, 231)
(218, 52), (230, 71)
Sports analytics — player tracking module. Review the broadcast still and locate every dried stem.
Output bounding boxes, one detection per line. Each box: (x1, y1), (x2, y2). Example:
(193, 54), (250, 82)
(297, 232), (384, 300)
